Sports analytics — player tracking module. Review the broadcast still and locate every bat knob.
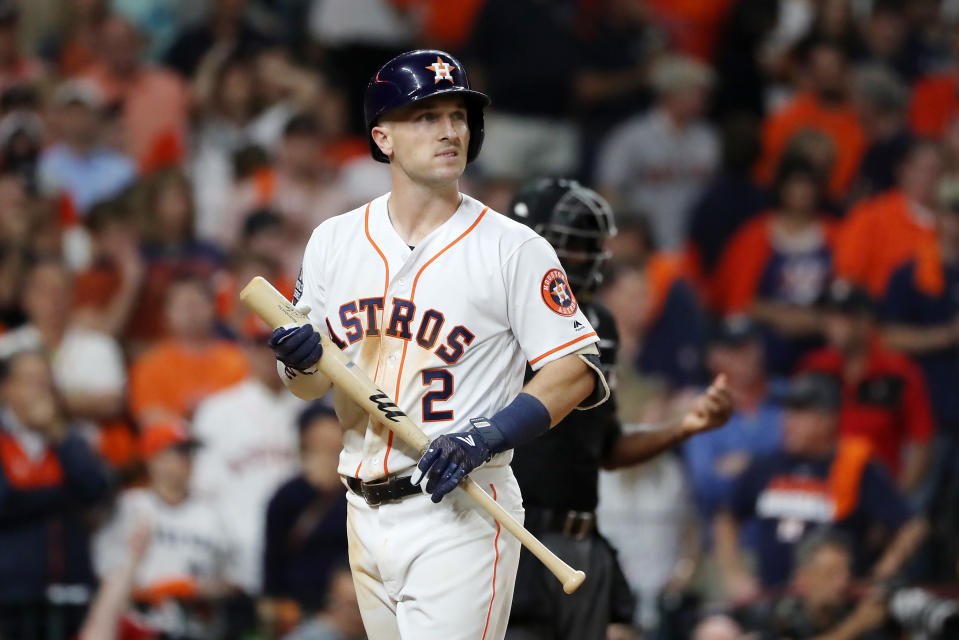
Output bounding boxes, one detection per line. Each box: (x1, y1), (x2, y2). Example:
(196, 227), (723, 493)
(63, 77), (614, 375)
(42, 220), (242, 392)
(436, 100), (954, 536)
(562, 570), (586, 594)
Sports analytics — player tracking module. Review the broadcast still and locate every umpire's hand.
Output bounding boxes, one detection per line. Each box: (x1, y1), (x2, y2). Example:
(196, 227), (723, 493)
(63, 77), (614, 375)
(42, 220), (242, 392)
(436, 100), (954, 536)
(269, 324), (323, 371)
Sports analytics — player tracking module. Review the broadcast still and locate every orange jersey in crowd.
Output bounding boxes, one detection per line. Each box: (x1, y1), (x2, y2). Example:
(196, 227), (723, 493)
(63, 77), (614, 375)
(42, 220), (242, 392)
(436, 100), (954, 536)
(755, 92), (866, 200)
(711, 212), (838, 314)
(909, 71), (959, 137)
(643, 0), (736, 60)
(834, 189), (937, 297)
(128, 339), (249, 424)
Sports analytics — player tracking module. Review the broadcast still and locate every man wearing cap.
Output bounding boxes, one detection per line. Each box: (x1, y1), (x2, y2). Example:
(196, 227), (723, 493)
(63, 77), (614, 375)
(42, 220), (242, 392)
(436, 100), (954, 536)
(93, 420), (239, 638)
(800, 280), (934, 494)
(713, 372), (927, 601)
(37, 79), (136, 216)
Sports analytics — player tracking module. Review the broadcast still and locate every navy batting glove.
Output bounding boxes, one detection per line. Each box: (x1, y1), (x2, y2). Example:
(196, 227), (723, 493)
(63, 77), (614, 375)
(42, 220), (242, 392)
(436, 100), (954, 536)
(269, 325), (323, 371)
(411, 424), (495, 502)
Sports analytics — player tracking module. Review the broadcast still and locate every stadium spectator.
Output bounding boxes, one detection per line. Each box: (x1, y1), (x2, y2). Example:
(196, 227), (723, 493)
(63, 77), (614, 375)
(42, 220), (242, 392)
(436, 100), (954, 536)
(855, 0), (926, 84)
(190, 316), (303, 594)
(0, 173), (35, 328)
(262, 404), (348, 614)
(0, 109), (44, 193)
(835, 140), (944, 297)
(851, 65), (914, 199)
(909, 25), (959, 137)
(40, 0), (108, 76)
(128, 273), (248, 425)
(685, 114), (767, 289)
(164, 0), (274, 78)
(0, 0), (45, 94)
(713, 156), (835, 374)
(754, 37), (865, 202)
(709, 0), (778, 120)
(683, 316), (784, 522)
(883, 180), (959, 447)
(92, 420), (238, 638)
(0, 349), (112, 639)
(742, 530), (890, 640)
(79, 16), (189, 171)
(222, 113), (351, 272)
(714, 372), (926, 597)
(800, 280), (934, 492)
(37, 80), (136, 216)
(281, 566), (366, 640)
(596, 54), (718, 250)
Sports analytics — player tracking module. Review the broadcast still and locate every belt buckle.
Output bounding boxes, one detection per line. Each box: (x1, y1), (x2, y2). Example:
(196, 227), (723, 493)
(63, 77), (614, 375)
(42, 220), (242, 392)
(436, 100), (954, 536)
(362, 485), (382, 507)
(562, 511), (594, 541)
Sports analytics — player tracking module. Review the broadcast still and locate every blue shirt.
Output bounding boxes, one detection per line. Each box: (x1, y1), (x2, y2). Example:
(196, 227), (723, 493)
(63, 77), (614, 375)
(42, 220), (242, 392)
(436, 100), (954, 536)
(38, 144), (136, 214)
(727, 450), (913, 587)
(883, 259), (959, 432)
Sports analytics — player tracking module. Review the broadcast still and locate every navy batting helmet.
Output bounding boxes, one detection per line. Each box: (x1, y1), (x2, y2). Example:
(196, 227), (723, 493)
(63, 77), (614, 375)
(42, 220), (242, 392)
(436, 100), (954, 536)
(509, 178), (617, 294)
(363, 49), (490, 164)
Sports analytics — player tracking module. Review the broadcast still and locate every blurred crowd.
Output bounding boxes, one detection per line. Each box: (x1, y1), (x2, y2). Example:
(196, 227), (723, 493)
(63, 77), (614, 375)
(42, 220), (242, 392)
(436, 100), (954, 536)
(0, 0), (958, 639)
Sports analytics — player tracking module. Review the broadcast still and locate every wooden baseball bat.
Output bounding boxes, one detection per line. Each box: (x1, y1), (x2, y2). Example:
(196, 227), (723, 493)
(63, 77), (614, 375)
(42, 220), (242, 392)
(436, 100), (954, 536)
(240, 276), (586, 595)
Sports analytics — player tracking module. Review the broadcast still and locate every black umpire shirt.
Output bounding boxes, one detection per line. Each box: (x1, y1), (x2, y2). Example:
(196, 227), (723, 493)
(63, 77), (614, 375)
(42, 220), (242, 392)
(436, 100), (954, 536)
(511, 300), (621, 512)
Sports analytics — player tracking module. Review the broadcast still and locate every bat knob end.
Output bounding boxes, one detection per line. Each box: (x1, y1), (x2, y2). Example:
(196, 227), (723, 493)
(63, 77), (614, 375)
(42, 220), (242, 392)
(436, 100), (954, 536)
(563, 570), (586, 594)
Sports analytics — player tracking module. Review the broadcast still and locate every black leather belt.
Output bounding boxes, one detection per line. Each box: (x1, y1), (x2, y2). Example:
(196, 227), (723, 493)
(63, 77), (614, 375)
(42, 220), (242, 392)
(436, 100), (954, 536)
(346, 474), (421, 506)
(525, 507), (597, 541)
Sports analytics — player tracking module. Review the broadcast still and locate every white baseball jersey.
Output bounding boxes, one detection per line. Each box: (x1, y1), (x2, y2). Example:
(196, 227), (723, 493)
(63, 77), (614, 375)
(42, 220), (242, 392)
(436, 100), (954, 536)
(290, 192), (601, 481)
(190, 378), (303, 593)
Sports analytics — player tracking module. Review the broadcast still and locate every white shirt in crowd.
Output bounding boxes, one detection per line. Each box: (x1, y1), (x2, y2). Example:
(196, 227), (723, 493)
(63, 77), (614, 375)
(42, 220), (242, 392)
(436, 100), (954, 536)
(596, 108), (719, 250)
(190, 378), (304, 593)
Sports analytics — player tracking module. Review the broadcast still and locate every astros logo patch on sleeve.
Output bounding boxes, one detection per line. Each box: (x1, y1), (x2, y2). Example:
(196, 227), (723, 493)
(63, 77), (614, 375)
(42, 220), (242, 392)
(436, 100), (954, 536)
(541, 269), (578, 316)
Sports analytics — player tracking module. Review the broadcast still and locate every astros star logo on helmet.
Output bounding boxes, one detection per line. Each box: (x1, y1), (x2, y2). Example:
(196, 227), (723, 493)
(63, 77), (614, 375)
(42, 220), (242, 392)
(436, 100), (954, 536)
(541, 269), (578, 316)
(426, 56), (455, 83)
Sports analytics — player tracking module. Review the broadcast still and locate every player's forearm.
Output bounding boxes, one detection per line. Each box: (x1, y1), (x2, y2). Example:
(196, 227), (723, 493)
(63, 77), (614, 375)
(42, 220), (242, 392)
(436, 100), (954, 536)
(522, 354), (594, 427)
(276, 360), (332, 400)
(603, 422), (688, 469)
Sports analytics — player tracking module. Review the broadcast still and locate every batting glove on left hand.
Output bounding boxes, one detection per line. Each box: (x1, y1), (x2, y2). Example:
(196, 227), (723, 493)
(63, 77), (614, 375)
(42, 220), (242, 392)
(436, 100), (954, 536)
(411, 423), (494, 502)
(269, 324), (323, 371)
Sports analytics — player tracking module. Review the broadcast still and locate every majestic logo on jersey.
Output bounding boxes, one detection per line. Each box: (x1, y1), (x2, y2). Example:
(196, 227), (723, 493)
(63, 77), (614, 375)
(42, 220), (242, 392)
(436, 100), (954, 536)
(541, 269), (578, 317)
(426, 56), (455, 83)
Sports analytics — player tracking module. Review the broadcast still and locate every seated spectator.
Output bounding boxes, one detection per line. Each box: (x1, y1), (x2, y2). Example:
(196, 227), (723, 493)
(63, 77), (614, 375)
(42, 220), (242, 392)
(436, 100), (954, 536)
(0, 350), (112, 639)
(128, 273), (248, 425)
(599, 220), (707, 395)
(851, 66), (913, 200)
(281, 567), (366, 640)
(909, 29), (959, 137)
(190, 317), (303, 595)
(37, 80), (136, 216)
(714, 373), (926, 598)
(41, 0), (108, 76)
(80, 16), (189, 171)
(596, 55), (719, 250)
(222, 113), (351, 272)
(0, 260), (133, 471)
(0, 1), (45, 94)
(164, 0), (274, 77)
(743, 530), (890, 640)
(0, 109), (44, 194)
(262, 404), (348, 616)
(754, 37), (865, 203)
(683, 316), (784, 523)
(93, 421), (239, 638)
(835, 140), (943, 297)
(883, 180), (959, 443)
(801, 281), (934, 493)
(0, 173), (36, 328)
(72, 199), (145, 339)
(713, 157), (836, 374)
(685, 114), (767, 292)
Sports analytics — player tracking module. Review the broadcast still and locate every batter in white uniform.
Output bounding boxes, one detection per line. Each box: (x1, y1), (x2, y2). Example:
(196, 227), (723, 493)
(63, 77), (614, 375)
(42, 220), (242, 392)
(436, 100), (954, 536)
(267, 49), (609, 640)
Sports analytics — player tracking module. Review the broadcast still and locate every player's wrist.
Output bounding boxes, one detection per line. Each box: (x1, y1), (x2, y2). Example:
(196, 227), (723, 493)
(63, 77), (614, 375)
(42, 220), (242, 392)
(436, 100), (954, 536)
(473, 393), (551, 457)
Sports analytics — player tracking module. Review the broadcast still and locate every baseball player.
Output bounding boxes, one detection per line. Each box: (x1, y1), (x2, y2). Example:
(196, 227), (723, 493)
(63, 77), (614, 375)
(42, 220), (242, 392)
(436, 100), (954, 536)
(267, 49), (609, 639)
(504, 178), (733, 639)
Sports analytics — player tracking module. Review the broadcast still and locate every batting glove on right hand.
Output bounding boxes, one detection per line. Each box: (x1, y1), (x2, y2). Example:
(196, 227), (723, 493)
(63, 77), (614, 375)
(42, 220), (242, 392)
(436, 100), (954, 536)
(269, 324), (323, 371)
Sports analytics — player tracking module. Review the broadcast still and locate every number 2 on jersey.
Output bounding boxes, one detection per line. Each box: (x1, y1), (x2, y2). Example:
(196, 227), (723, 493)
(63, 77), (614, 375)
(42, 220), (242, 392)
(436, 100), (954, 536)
(422, 369), (453, 421)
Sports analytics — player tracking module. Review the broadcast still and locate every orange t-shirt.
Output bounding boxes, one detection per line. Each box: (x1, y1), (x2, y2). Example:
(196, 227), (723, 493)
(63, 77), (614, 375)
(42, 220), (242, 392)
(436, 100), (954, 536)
(643, 0), (736, 60)
(834, 189), (937, 297)
(755, 92), (866, 200)
(909, 71), (959, 137)
(129, 339), (249, 424)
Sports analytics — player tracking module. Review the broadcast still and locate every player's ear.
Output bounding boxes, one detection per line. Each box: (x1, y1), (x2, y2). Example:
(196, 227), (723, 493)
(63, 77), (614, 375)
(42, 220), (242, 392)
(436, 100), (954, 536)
(371, 124), (393, 161)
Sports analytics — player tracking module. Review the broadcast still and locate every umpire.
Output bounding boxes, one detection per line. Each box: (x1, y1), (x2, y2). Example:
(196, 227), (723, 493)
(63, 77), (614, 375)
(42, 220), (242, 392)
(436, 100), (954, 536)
(505, 179), (732, 639)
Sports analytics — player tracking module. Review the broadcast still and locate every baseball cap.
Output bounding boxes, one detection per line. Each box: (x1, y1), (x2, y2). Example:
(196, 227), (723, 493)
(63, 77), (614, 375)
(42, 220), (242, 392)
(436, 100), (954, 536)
(139, 421), (200, 460)
(709, 314), (761, 346)
(819, 279), (873, 315)
(777, 373), (842, 412)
